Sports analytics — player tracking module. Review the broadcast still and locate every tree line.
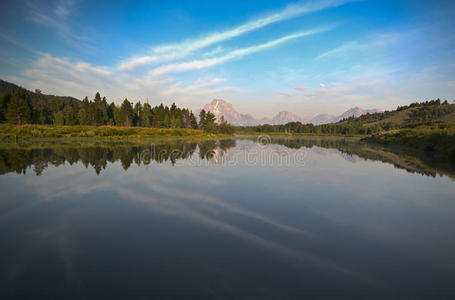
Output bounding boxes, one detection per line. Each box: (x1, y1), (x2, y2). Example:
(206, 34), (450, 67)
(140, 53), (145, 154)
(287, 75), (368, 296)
(0, 88), (234, 134)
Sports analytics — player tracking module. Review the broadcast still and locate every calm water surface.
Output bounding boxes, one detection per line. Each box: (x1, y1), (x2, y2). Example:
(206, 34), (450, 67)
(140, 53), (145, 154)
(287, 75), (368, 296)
(1, 138), (455, 299)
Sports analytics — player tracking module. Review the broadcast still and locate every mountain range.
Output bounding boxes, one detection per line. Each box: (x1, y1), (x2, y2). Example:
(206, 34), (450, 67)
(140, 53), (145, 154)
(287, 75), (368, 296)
(201, 99), (381, 126)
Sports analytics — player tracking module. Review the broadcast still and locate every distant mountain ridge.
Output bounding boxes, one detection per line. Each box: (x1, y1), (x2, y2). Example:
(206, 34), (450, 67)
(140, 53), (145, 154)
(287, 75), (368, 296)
(201, 99), (381, 126)
(330, 107), (382, 123)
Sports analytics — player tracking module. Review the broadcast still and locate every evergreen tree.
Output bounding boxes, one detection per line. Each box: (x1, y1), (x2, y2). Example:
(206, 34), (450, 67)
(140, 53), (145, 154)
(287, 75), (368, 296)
(190, 111), (198, 129)
(32, 89), (49, 124)
(141, 103), (153, 127)
(64, 102), (79, 125)
(199, 109), (207, 130)
(169, 102), (182, 128)
(94, 92), (102, 103)
(0, 92), (10, 122)
(133, 102), (142, 126)
(151, 104), (163, 127)
(6, 89), (31, 124)
(113, 104), (122, 126)
(48, 98), (65, 124)
(107, 102), (116, 125)
(100, 96), (110, 124)
(120, 99), (134, 126)
(163, 105), (170, 127)
(79, 97), (90, 125)
(53, 111), (65, 125)
(204, 111), (218, 133)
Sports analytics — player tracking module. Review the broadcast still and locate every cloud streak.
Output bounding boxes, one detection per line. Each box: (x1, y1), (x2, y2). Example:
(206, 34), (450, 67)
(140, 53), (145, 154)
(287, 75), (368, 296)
(24, 0), (93, 49)
(118, 0), (356, 71)
(316, 32), (405, 60)
(148, 27), (333, 76)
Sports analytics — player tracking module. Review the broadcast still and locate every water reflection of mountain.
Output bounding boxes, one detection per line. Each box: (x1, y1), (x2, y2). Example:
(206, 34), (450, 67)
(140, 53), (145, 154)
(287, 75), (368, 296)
(0, 139), (236, 176)
(269, 137), (455, 180)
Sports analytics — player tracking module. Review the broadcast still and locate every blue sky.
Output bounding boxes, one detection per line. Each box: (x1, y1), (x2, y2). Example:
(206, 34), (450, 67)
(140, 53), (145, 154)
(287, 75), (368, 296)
(0, 0), (454, 117)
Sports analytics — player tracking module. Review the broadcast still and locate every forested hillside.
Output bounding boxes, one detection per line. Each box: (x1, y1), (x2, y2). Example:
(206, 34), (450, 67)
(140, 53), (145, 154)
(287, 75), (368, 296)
(239, 99), (455, 135)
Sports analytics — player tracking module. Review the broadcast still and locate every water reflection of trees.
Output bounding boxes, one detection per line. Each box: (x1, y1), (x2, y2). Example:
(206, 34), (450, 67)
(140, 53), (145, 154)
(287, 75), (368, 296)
(0, 139), (236, 176)
(1, 137), (454, 179)
(269, 137), (455, 179)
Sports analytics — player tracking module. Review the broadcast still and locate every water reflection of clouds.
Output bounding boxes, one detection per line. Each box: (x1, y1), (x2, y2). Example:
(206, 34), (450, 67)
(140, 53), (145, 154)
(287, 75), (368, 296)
(23, 163), (117, 199)
(120, 188), (366, 280)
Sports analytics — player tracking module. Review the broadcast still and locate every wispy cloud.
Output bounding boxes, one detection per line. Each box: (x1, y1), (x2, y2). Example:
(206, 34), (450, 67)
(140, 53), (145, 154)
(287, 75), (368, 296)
(316, 41), (364, 59)
(147, 27), (333, 76)
(0, 31), (42, 55)
(316, 33), (404, 60)
(54, 0), (74, 18)
(24, 0), (91, 47)
(299, 67), (397, 100)
(118, 0), (356, 71)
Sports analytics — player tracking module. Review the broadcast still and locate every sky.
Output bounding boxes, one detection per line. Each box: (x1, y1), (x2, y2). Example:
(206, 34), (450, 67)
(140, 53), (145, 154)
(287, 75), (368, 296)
(0, 0), (454, 118)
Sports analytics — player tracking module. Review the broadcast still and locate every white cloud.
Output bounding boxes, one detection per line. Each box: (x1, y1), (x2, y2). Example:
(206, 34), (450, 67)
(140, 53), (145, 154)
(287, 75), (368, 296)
(320, 83), (326, 87)
(118, 0), (356, 70)
(147, 27), (332, 76)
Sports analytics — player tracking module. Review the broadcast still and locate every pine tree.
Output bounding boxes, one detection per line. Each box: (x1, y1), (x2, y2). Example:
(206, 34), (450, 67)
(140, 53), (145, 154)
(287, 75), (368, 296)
(204, 111), (218, 133)
(133, 102), (142, 126)
(141, 103), (153, 127)
(94, 92), (102, 103)
(64, 102), (79, 125)
(53, 111), (65, 125)
(190, 111), (198, 129)
(79, 97), (90, 125)
(120, 99), (134, 126)
(108, 102), (116, 125)
(32, 89), (49, 124)
(100, 96), (109, 124)
(199, 109), (207, 130)
(6, 89), (31, 124)
(0, 92), (10, 122)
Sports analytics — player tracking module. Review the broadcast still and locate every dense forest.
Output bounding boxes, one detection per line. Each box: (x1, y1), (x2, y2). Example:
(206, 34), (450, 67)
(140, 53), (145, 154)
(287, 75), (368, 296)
(0, 80), (234, 134)
(237, 99), (455, 135)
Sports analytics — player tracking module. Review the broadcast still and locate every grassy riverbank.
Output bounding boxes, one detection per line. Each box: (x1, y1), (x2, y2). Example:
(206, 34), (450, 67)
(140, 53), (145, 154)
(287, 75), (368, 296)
(0, 124), (232, 141)
(362, 123), (455, 159)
